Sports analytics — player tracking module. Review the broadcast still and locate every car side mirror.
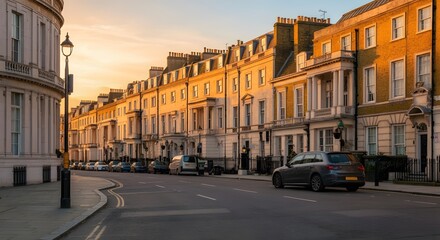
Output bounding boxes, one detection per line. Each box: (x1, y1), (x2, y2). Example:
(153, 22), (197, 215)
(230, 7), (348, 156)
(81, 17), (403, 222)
(285, 163), (291, 168)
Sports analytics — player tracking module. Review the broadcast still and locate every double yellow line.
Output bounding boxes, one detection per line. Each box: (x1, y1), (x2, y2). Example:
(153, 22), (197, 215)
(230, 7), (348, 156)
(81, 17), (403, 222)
(107, 179), (125, 208)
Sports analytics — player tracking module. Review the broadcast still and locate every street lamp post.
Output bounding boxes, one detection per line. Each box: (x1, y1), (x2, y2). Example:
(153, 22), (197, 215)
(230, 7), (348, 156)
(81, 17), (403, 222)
(60, 33), (74, 209)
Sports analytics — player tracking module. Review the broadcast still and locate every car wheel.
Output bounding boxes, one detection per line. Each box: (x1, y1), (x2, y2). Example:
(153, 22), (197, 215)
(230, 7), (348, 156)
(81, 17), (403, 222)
(153, 169), (156, 174)
(273, 173), (284, 188)
(310, 174), (324, 192)
(346, 186), (359, 192)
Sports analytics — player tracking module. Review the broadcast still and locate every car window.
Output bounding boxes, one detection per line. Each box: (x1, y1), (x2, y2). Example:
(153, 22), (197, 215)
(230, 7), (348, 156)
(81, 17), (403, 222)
(184, 156), (197, 163)
(314, 153), (323, 163)
(328, 153), (357, 164)
(290, 154), (304, 165)
(302, 154), (315, 164)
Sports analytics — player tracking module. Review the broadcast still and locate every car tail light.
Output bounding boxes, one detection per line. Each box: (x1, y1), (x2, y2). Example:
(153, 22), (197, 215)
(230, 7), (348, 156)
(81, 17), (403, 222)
(326, 165), (341, 170)
(358, 165), (365, 172)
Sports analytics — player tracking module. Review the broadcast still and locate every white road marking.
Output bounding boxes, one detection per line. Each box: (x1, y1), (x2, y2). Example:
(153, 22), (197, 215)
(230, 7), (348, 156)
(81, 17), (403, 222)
(107, 179), (125, 208)
(233, 188), (257, 194)
(119, 191), (173, 195)
(201, 183), (216, 187)
(156, 185), (165, 188)
(95, 226), (107, 240)
(85, 225), (100, 240)
(283, 196), (317, 203)
(120, 208), (229, 218)
(197, 194), (217, 201)
(405, 200), (437, 205)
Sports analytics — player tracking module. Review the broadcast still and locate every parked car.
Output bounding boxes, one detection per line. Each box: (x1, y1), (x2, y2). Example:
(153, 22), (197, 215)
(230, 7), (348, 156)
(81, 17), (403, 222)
(78, 162), (86, 170)
(85, 161), (97, 171)
(115, 162), (131, 172)
(94, 161), (108, 171)
(169, 155), (200, 175)
(272, 151), (365, 192)
(70, 162), (80, 170)
(130, 162), (147, 173)
(108, 160), (120, 172)
(148, 160), (169, 174)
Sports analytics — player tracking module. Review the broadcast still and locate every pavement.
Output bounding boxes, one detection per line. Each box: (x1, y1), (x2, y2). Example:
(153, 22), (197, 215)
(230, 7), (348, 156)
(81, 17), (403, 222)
(0, 173), (439, 240)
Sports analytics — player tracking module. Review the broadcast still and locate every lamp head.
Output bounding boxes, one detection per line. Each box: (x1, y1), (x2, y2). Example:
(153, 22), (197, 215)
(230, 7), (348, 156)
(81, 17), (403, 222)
(61, 33), (74, 57)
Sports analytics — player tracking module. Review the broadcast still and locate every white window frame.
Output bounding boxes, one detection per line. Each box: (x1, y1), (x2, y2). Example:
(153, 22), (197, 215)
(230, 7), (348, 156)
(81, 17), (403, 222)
(364, 66), (376, 103)
(416, 52), (431, 88)
(295, 87), (303, 118)
(391, 14), (405, 41)
(11, 12), (22, 62)
(258, 69), (266, 86)
(296, 52), (306, 71)
(417, 5), (432, 33)
(245, 73), (252, 89)
(216, 80), (223, 93)
(218, 55), (223, 69)
(322, 41), (331, 54)
(193, 85), (198, 98)
(392, 125), (405, 155)
(233, 77), (238, 92)
(341, 34), (351, 51)
(151, 116), (156, 134)
(366, 126), (377, 155)
(171, 91), (176, 102)
(390, 58), (405, 99)
(278, 91), (286, 120)
(245, 103), (251, 126)
(11, 92), (23, 155)
(365, 25), (376, 49)
(233, 106), (238, 128)
(318, 129), (333, 152)
(258, 100), (265, 125)
(218, 107), (223, 129)
(181, 88), (186, 100)
(161, 94), (166, 105)
(204, 82), (210, 95)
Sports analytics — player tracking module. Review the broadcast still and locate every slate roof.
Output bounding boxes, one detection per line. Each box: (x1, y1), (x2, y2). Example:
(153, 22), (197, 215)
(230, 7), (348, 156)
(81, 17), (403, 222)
(337, 0), (391, 23)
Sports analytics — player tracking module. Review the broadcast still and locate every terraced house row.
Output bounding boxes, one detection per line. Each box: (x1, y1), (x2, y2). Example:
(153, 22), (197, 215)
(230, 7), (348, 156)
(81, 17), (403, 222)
(64, 0), (439, 175)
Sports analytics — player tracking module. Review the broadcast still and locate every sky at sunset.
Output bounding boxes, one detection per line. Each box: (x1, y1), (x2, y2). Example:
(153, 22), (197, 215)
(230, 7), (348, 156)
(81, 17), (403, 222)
(61, 0), (371, 110)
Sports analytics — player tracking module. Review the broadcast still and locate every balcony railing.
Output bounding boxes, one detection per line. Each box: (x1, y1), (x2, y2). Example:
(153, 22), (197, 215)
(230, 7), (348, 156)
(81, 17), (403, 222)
(273, 117), (304, 128)
(5, 60), (30, 75)
(304, 50), (355, 69)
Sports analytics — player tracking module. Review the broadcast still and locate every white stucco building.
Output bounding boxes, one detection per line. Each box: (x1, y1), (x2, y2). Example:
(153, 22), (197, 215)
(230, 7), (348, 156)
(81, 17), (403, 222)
(0, 0), (65, 187)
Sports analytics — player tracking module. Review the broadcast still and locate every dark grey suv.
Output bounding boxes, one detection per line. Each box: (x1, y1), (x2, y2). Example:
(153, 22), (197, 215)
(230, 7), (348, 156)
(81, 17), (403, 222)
(272, 151), (365, 192)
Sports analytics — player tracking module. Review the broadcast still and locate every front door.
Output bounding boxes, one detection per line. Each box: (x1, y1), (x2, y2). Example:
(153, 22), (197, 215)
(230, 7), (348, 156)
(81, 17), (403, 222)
(419, 134), (427, 173)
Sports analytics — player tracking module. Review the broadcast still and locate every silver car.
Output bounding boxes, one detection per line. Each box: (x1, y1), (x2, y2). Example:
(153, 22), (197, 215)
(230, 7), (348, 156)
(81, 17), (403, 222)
(272, 151), (365, 192)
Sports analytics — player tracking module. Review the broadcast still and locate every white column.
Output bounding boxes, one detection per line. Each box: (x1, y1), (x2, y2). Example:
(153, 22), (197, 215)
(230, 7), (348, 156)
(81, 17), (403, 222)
(332, 71), (338, 108)
(23, 91), (31, 155)
(331, 71), (340, 116)
(203, 107), (209, 131)
(311, 76), (317, 118)
(0, 87), (6, 154)
(316, 79), (321, 110)
(306, 78), (312, 119)
(339, 70), (345, 114)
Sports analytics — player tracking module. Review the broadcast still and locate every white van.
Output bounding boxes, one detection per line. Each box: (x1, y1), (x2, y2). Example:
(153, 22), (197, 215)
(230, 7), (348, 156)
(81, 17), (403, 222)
(169, 155), (200, 175)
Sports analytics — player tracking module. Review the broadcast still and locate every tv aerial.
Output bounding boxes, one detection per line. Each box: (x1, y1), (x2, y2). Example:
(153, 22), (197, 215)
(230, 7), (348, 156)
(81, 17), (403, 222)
(319, 9), (327, 19)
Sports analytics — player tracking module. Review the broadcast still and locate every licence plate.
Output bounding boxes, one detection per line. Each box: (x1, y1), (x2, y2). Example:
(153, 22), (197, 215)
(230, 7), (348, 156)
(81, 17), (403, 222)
(345, 177), (358, 181)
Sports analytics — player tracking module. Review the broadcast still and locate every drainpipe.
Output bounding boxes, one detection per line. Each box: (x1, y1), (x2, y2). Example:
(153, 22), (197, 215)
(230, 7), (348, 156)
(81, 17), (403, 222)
(237, 67), (241, 171)
(224, 59), (228, 170)
(431, 0), (436, 159)
(185, 64), (193, 155)
(354, 29), (359, 151)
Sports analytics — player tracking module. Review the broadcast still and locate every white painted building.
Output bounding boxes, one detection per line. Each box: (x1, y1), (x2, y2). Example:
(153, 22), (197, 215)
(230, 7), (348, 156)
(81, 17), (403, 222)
(0, 0), (65, 187)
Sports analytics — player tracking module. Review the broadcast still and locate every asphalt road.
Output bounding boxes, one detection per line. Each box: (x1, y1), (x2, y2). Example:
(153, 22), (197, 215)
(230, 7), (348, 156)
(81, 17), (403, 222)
(62, 170), (440, 240)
